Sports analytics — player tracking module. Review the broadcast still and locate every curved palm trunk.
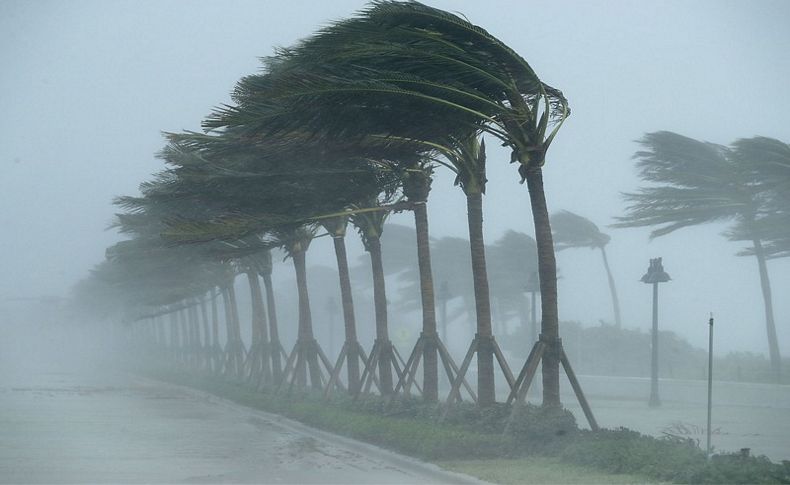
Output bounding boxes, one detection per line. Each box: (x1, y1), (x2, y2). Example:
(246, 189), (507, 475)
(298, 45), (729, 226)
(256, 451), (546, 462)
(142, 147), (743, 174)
(292, 249), (322, 389)
(599, 246), (623, 328)
(414, 201), (439, 401)
(210, 289), (221, 373)
(168, 311), (178, 358)
(178, 308), (188, 364)
(262, 271), (283, 382)
(368, 236), (393, 395)
(247, 271), (272, 384)
(227, 284), (243, 347)
(220, 287), (233, 367)
(525, 167), (561, 407)
(247, 273), (261, 349)
(466, 192), (495, 406)
(332, 235), (361, 394)
(199, 296), (211, 368)
(221, 285), (245, 378)
(752, 238), (782, 380)
(188, 303), (201, 368)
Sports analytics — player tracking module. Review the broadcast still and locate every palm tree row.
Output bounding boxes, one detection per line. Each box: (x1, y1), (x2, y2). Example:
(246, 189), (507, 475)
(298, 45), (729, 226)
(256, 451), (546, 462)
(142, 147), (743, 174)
(74, 1), (579, 409)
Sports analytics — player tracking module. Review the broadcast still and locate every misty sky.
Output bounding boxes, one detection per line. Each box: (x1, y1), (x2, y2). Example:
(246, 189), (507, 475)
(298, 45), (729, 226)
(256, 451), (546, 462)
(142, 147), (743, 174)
(1, 0), (789, 355)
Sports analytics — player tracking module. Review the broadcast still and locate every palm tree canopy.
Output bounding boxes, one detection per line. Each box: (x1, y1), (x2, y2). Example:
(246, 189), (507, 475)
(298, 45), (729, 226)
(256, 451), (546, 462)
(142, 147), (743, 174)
(205, 0), (568, 172)
(728, 136), (790, 258)
(614, 131), (758, 238)
(551, 210), (611, 250)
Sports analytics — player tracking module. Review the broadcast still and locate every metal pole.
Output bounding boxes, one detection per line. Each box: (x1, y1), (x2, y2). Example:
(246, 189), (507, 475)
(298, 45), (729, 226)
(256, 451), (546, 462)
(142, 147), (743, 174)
(649, 282), (660, 406)
(707, 313), (714, 458)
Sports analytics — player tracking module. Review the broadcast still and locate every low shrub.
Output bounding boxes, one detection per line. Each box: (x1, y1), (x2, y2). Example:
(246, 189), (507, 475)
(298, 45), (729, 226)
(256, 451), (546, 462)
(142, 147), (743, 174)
(142, 366), (789, 483)
(561, 428), (790, 484)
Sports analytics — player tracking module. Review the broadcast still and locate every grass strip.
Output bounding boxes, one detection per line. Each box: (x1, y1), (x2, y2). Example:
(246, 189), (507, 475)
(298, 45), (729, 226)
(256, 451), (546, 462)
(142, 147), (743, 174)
(140, 366), (790, 484)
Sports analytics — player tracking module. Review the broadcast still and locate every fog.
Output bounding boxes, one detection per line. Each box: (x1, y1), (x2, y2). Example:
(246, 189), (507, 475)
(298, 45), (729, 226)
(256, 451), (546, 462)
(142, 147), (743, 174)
(3, 0), (789, 355)
(1, 1), (790, 481)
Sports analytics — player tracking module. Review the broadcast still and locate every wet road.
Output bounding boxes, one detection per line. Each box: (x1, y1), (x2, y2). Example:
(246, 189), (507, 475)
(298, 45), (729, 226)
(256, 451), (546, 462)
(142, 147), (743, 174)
(2, 374), (478, 483)
(0, 325), (477, 484)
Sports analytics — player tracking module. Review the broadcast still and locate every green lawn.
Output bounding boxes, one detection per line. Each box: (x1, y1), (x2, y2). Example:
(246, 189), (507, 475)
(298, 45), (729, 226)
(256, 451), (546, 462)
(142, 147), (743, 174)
(441, 457), (663, 484)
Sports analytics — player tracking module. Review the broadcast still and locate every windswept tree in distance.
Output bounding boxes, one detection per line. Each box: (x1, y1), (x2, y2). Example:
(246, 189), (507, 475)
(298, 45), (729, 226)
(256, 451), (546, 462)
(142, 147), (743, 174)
(615, 131), (784, 380)
(729, 137), (790, 260)
(551, 210), (622, 328)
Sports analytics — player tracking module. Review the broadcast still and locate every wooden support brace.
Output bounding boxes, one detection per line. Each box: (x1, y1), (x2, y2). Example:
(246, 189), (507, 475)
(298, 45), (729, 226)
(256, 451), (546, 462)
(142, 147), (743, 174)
(560, 348), (599, 431)
(436, 339), (476, 402)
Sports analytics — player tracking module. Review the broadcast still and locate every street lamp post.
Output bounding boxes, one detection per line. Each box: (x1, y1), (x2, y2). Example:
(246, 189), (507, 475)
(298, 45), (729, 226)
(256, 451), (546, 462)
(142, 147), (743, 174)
(641, 257), (670, 407)
(707, 313), (714, 458)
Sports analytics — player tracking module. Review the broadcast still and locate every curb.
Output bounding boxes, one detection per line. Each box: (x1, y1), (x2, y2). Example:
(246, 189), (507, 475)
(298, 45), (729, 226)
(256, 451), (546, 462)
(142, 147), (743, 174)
(137, 375), (491, 485)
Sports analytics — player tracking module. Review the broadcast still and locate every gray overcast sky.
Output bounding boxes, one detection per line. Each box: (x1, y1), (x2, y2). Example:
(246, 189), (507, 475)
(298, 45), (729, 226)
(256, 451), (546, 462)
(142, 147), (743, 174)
(1, 0), (789, 354)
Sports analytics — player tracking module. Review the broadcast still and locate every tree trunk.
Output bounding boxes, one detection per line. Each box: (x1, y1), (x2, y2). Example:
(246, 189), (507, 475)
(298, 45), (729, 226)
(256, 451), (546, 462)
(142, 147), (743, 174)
(188, 303), (200, 367)
(210, 289), (220, 372)
(292, 248), (322, 389)
(221, 287), (232, 343)
(524, 167), (561, 407)
(368, 236), (393, 395)
(178, 308), (188, 361)
(753, 238), (782, 381)
(247, 271), (271, 382)
(649, 282), (660, 407)
(200, 295), (210, 350)
(332, 235), (361, 394)
(414, 201), (439, 401)
(169, 311), (177, 354)
(262, 271), (282, 381)
(227, 283), (242, 348)
(211, 289), (219, 349)
(599, 246), (623, 328)
(246, 273), (261, 349)
(466, 192), (495, 406)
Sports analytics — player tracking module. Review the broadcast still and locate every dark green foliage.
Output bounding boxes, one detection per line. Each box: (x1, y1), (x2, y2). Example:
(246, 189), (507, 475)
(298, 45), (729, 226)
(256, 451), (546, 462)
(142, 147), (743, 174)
(562, 428), (790, 484)
(507, 404), (578, 452)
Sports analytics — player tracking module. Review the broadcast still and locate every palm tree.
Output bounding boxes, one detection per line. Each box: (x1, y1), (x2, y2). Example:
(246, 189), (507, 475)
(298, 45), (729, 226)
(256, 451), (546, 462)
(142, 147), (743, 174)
(237, 251), (273, 387)
(551, 210), (622, 328)
(320, 215), (366, 396)
(350, 197), (401, 396)
(207, 1), (571, 406)
(445, 136), (508, 406)
(615, 131), (783, 380)
(272, 225), (336, 391)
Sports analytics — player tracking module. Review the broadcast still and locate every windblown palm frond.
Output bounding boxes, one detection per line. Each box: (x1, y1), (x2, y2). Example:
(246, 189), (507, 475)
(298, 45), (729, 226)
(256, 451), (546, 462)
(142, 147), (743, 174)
(614, 131), (757, 238)
(551, 210), (610, 250)
(727, 136), (790, 258)
(616, 130), (784, 378)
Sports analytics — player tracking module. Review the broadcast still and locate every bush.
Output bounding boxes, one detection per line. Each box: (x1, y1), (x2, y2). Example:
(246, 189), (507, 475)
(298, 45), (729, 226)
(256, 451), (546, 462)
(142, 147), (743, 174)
(506, 404), (578, 452)
(142, 367), (788, 483)
(561, 428), (790, 483)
